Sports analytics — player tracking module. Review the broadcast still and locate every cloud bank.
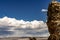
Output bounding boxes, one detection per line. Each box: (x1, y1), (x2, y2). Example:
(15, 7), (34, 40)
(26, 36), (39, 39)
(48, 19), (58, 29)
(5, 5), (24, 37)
(0, 16), (49, 37)
(0, 16), (47, 29)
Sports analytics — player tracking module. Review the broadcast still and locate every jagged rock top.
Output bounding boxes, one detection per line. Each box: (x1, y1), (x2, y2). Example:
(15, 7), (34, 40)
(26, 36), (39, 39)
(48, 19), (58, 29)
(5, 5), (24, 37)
(48, 1), (60, 14)
(51, 1), (60, 6)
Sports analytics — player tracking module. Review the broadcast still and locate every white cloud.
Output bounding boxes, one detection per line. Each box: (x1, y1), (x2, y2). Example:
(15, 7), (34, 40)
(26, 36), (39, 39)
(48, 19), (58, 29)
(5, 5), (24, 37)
(41, 9), (48, 12)
(0, 16), (49, 37)
(0, 16), (47, 29)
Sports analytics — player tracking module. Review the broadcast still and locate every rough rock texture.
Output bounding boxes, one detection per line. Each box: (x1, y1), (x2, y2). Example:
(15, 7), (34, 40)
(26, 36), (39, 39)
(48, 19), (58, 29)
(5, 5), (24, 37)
(47, 1), (60, 40)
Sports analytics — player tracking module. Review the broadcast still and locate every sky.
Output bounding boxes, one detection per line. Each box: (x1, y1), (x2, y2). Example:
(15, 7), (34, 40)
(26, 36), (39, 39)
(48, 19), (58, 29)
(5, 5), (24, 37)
(1, 0), (60, 37)
(0, 0), (51, 21)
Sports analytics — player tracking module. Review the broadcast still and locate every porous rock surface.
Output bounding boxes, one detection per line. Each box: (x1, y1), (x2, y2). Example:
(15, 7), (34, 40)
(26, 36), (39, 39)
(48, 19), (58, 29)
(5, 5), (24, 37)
(47, 1), (60, 40)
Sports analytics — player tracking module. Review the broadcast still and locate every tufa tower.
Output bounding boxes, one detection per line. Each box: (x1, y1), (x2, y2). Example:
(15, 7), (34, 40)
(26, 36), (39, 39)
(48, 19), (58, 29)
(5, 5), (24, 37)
(47, 0), (60, 40)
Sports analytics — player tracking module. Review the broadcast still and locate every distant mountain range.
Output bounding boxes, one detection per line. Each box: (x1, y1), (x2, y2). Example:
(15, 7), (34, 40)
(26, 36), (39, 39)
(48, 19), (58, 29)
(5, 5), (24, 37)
(0, 37), (48, 40)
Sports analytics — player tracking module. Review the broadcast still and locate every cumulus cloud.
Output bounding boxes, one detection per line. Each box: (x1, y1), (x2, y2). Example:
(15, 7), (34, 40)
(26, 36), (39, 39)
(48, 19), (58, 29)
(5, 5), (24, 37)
(41, 9), (48, 12)
(0, 16), (49, 37)
(0, 16), (47, 29)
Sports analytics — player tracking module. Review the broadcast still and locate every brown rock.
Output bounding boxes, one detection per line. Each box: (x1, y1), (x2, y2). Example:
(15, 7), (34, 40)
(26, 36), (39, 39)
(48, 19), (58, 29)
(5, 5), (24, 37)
(47, 1), (60, 40)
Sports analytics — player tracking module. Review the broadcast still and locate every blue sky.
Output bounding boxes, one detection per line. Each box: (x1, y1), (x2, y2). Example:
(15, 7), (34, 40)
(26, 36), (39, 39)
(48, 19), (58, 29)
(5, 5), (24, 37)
(1, 0), (60, 37)
(0, 0), (51, 22)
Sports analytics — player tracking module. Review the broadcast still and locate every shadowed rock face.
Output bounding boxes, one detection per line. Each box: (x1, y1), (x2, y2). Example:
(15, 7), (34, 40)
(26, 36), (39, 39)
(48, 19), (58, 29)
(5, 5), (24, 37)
(47, 1), (60, 40)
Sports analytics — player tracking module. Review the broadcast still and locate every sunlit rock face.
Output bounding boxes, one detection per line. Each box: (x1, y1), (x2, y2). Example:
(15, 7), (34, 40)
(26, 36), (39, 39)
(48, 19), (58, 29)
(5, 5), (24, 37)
(47, 1), (60, 40)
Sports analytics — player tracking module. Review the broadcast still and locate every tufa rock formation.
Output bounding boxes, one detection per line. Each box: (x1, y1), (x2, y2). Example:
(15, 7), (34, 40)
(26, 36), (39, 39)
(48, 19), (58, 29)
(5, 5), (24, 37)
(29, 37), (36, 40)
(47, 1), (60, 40)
